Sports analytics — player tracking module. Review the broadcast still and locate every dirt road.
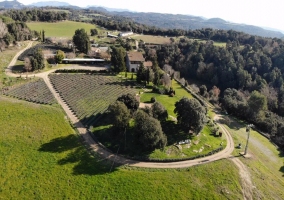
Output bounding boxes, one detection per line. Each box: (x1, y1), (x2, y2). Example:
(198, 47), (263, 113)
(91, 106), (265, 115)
(4, 41), (239, 169)
(5, 41), (256, 198)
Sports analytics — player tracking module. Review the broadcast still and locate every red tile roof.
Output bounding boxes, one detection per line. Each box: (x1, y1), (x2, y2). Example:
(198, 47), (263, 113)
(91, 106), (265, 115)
(127, 52), (145, 62)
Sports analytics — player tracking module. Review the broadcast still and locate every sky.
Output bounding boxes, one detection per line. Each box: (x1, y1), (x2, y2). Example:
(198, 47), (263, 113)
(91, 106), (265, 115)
(15, 0), (284, 32)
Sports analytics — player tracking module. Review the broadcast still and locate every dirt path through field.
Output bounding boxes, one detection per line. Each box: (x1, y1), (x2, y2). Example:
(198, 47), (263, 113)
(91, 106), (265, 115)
(214, 113), (254, 200)
(5, 41), (34, 77)
(230, 157), (254, 200)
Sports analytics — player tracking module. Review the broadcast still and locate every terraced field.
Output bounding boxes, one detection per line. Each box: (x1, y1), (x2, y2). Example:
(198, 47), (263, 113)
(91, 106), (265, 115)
(3, 79), (56, 105)
(49, 73), (137, 127)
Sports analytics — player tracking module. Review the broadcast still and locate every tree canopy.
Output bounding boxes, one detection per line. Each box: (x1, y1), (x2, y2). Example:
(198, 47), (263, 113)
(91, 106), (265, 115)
(151, 102), (168, 122)
(134, 110), (167, 151)
(117, 93), (139, 113)
(110, 46), (126, 72)
(72, 28), (90, 54)
(55, 50), (65, 64)
(108, 101), (131, 133)
(174, 97), (207, 134)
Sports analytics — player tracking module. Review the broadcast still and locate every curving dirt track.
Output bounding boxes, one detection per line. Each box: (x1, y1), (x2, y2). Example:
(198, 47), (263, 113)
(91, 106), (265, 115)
(4, 42), (254, 198)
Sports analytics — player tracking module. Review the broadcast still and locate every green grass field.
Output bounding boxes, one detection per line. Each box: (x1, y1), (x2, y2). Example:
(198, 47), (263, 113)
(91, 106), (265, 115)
(27, 21), (100, 38)
(140, 80), (193, 117)
(222, 116), (284, 199)
(0, 97), (242, 199)
(131, 34), (174, 44)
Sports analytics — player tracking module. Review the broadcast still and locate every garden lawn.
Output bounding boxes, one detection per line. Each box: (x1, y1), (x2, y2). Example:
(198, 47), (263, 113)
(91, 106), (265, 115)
(0, 96), (243, 199)
(222, 116), (284, 199)
(27, 21), (101, 38)
(150, 125), (227, 159)
(140, 80), (193, 117)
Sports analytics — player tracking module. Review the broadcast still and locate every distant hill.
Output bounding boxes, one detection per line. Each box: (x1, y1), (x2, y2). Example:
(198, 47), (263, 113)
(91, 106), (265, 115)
(0, 0), (24, 9)
(87, 6), (132, 12)
(1, 0), (283, 38)
(28, 1), (81, 9)
(112, 11), (284, 38)
(29, 1), (71, 7)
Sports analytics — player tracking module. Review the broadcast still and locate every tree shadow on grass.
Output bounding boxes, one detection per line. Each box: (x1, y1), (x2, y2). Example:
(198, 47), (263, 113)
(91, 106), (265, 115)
(11, 64), (24, 73)
(39, 134), (118, 175)
(161, 120), (193, 146)
(217, 115), (243, 130)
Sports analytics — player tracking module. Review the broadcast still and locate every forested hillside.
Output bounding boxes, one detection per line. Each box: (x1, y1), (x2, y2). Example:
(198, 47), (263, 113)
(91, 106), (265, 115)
(152, 37), (284, 148)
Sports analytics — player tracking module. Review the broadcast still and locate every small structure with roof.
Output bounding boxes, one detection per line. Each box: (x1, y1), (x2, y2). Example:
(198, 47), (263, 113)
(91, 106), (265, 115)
(118, 31), (133, 37)
(126, 51), (145, 72)
(143, 61), (153, 69)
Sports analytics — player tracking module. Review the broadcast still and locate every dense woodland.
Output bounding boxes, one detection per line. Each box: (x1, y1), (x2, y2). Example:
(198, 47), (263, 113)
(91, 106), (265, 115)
(4, 8), (69, 22)
(0, 15), (34, 50)
(152, 38), (284, 147)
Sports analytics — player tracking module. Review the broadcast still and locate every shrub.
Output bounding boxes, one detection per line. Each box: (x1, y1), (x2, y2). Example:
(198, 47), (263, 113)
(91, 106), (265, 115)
(151, 97), (156, 103)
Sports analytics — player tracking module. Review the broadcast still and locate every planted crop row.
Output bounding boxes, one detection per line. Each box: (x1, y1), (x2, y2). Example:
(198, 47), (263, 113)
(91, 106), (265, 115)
(3, 79), (56, 105)
(49, 73), (136, 127)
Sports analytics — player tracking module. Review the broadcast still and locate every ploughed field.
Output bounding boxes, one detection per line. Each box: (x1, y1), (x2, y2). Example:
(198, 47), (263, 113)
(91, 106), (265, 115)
(3, 79), (56, 105)
(49, 73), (136, 127)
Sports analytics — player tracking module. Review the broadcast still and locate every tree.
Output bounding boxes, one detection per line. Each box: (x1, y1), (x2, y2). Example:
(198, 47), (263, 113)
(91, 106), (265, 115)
(24, 57), (32, 72)
(55, 50), (65, 64)
(30, 48), (44, 71)
(110, 46), (126, 72)
(248, 90), (267, 119)
(209, 86), (220, 103)
(174, 97), (207, 134)
(161, 73), (171, 87)
(136, 64), (147, 83)
(108, 101), (131, 132)
(42, 29), (45, 42)
(134, 110), (167, 151)
(117, 93), (139, 113)
(72, 28), (90, 54)
(151, 102), (168, 122)
(199, 85), (207, 96)
(0, 19), (8, 38)
(90, 28), (98, 36)
(3, 33), (14, 45)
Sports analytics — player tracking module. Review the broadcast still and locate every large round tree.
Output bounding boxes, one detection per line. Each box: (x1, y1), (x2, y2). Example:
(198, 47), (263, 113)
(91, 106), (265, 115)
(108, 101), (131, 133)
(174, 97), (207, 134)
(117, 93), (139, 114)
(72, 28), (90, 54)
(134, 110), (167, 151)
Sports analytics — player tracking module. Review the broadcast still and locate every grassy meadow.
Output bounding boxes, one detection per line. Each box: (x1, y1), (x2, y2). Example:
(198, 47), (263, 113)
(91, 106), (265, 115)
(0, 97), (242, 199)
(27, 21), (101, 38)
(140, 80), (193, 117)
(132, 34), (175, 44)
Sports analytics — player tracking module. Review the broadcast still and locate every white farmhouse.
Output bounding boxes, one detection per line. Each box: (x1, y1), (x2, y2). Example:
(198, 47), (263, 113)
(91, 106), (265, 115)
(126, 51), (145, 72)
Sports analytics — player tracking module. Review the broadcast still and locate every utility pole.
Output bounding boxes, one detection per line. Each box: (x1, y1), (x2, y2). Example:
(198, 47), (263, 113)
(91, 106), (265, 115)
(244, 124), (254, 155)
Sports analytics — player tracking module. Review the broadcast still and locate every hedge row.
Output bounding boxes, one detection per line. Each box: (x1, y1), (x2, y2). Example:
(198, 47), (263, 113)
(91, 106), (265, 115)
(54, 69), (110, 74)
